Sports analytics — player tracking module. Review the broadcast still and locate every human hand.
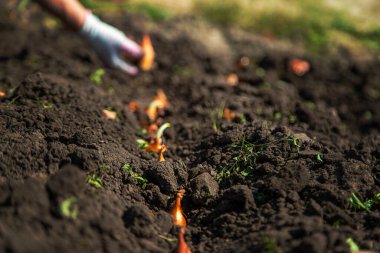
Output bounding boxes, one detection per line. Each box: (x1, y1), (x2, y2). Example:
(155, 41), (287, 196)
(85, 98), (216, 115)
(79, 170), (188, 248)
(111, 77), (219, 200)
(79, 13), (143, 76)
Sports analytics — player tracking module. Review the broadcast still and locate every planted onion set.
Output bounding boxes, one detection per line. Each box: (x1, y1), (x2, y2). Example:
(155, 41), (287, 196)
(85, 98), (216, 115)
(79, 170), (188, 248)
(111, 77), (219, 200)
(131, 89), (171, 161)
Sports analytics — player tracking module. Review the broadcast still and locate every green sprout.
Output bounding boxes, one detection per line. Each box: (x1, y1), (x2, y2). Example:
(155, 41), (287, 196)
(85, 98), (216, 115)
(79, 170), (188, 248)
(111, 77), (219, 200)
(306, 101), (316, 109)
(316, 153), (323, 163)
(90, 68), (105, 85)
(122, 163), (148, 189)
(41, 102), (54, 109)
(212, 119), (218, 133)
(31, 99), (54, 109)
(60, 197), (78, 219)
(287, 136), (301, 152)
(136, 139), (148, 149)
(255, 68), (266, 78)
(137, 128), (148, 135)
(363, 110), (373, 120)
(208, 102), (225, 133)
(261, 236), (283, 253)
(217, 136), (264, 182)
(346, 237), (359, 251)
(349, 192), (380, 211)
(332, 220), (340, 229)
(238, 113), (247, 124)
(172, 65), (193, 77)
(87, 174), (102, 188)
(274, 112), (282, 120)
(7, 95), (19, 105)
(8, 87), (16, 94)
(157, 122), (171, 140)
(349, 193), (370, 211)
(288, 114), (297, 124)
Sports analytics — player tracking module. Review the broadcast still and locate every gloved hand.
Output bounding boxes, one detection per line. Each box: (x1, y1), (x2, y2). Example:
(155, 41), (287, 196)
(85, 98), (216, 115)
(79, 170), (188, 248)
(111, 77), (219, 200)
(79, 12), (143, 76)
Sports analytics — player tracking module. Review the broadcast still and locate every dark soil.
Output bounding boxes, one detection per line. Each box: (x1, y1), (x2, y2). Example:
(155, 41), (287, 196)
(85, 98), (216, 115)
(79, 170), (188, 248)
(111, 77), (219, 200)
(1, 5), (380, 253)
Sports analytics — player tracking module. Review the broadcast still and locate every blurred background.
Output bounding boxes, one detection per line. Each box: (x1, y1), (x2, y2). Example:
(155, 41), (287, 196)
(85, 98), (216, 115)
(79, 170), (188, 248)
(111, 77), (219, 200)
(10, 0), (380, 55)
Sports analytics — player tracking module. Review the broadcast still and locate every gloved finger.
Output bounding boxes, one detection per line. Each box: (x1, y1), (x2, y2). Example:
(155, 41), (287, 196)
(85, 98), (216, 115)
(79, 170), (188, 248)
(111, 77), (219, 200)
(120, 38), (143, 60)
(113, 57), (139, 76)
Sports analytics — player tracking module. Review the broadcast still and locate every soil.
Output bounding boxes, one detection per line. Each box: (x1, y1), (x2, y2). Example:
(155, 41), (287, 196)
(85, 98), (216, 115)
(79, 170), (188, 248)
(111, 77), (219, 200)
(1, 5), (380, 253)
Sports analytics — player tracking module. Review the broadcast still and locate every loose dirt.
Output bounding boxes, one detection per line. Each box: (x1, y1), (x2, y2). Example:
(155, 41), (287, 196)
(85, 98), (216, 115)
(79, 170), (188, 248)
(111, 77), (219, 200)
(0, 6), (379, 253)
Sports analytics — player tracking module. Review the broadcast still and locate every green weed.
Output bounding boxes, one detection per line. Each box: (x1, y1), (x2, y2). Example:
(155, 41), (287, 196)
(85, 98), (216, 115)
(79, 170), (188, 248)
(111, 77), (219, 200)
(208, 102), (225, 133)
(274, 112), (282, 121)
(87, 174), (102, 188)
(8, 87), (16, 94)
(332, 220), (340, 229)
(31, 99), (54, 109)
(60, 197), (78, 219)
(306, 101), (316, 109)
(172, 65), (193, 78)
(217, 136), (264, 182)
(122, 163), (148, 189)
(288, 115), (297, 124)
(261, 236), (283, 253)
(41, 102), (54, 109)
(349, 192), (380, 211)
(216, 134), (310, 182)
(90, 68), (105, 85)
(255, 68), (266, 78)
(287, 136), (302, 153)
(316, 153), (323, 163)
(7, 95), (20, 105)
(237, 113), (247, 124)
(346, 237), (359, 251)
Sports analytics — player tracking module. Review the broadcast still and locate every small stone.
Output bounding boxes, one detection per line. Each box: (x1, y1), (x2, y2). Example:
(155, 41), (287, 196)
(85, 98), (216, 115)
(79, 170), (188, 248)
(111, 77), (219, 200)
(216, 185), (256, 212)
(145, 161), (178, 194)
(123, 204), (155, 238)
(190, 172), (219, 205)
(173, 160), (188, 187)
(288, 190), (300, 202)
(155, 210), (173, 233)
(46, 164), (86, 198)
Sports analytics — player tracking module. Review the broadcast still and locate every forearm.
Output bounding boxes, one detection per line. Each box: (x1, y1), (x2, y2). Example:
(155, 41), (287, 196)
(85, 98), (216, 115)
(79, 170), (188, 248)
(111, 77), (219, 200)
(33, 0), (143, 75)
(34, 0), (86, 31)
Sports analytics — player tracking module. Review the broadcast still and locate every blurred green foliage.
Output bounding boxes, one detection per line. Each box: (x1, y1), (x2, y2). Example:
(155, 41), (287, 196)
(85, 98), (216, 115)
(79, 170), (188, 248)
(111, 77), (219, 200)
(193, 0), (380, 53)
(17, 0), (30, 11)
(130, 3), (170, 21)
(20, 0), (380, 54)
(78, 0), (170, 21)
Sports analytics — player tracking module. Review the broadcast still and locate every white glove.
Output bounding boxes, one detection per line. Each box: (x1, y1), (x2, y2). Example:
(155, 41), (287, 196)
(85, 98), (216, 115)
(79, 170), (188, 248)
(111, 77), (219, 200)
(79, 12), (143, 76)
